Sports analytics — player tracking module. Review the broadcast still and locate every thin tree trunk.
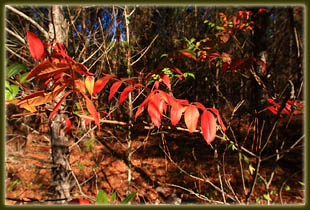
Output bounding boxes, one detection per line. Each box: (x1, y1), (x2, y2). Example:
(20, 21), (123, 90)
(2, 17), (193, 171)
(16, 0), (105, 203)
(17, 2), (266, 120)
(49, 5), (72, 203)
(124, 5), (133, 196)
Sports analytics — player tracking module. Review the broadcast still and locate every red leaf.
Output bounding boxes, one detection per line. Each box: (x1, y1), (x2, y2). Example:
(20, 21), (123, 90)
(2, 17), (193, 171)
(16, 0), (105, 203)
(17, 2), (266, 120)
(282, 107), (291, 116)
(48, 90), (72, 120)
(147, 94), (164, 128)
(208, 108), (226, 133)
(258, 8), (268, 13)
(184, 105), (200, 133)
(178, 49), (197, 60)
(191, 102), (206, 111)
(72, 63), (94, 77)
(201, 110), (217, 144)
(287, 100), (304, 107)
(78, 198), (90, 204)
(65, 118), (71, 134)
(135, 92), (153, 120)
(267, 106), (279, 115)
(170, 101), (186, 126)
(81, 92), (100, 129)
(154, 80), (159, 89)
(222, 62), (229, 73)
(108, 80), (123, 102)
(267, 98), (280, 108)
(68, 198), (90, 204)
(17, 85), (65, 108)
(176, 99), (189, 105)
(161, 74), (171, 90)
(85, 119), (91, 127)
(135, 102), (147, 121)
(23, 59), (51, 82)
(169, 67), (184, 80)
(133, 83), (146, 89)
(93, 76), (111, 96)
(157, 90), (174, 105)
(27, 30), (44, 60)
(119, 86), (133, 105)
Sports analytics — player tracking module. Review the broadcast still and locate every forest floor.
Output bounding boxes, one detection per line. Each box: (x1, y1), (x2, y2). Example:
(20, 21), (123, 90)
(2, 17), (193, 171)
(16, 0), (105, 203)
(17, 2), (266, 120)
(5, 104), (305, 205)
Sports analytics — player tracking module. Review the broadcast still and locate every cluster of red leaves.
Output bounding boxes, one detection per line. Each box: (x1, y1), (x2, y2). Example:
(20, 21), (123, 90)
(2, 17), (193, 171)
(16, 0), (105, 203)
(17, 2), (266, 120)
(18, 30), (226, 145)
(82, 72), (226, 144)
(266, 98), (304, 117)
(177, 10), (267, 75)
(17, 31), (99, 128)
(132, 78), (226, 145)
(219, 10), (254, 35)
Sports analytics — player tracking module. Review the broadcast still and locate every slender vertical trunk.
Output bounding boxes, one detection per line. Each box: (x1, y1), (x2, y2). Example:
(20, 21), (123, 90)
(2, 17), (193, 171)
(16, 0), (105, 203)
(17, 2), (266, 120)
(124, 6), (133, 196)
(49, 5), (72, 203)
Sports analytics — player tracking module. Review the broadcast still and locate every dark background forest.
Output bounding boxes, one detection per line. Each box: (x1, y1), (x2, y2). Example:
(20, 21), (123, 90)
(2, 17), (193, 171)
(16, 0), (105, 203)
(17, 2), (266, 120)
(5, 5), (304, 205)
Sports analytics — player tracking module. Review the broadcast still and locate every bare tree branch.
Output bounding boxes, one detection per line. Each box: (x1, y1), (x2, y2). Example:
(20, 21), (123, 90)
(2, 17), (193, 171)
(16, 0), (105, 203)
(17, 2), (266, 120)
(6, 5), (49, 40)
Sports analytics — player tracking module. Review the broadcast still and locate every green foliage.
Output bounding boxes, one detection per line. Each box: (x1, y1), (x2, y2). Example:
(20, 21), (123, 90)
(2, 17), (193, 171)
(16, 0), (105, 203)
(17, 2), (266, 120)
(5, 81), (19, 100)
(183, 37), (197, 50)
(248, 164), (255, 175)
(298, 181), (304, 186)
(5, 63), (27, 100)
(228, 143), (236, 151)
(76, 162), (85, 172)
(204, 189), (218, 200)
(121, 192), (136, 204)
(95, 189), (136, 205)
(183, 72), (195, 79)
(96, 190), (110, 204)
(84, 138), (98, 152)
(263, 193), (272, 202)
(6, 63), (27, 78)
(7, 178), (22, 191)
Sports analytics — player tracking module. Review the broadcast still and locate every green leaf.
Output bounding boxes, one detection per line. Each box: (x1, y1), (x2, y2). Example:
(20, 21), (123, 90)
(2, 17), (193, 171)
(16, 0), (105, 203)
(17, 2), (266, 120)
(110, 192), (116, 203)
(285, 184), (291, 191)
(162, 68), (173, 76)
(160, 53), (168, 58)
(6, 63), (27, 78)
(184, 72), (195, 79)
(5, 89), (12, 100)
(232, 144), (236, 151)
(18, 72), (34, 83)
(228, 143), (236, 151)
(256, 176), (265, 183)
(5, 81), (11, 89)
(5, 83), (19, 100)
(249, 164), (255, 175)
(243, 154), (250, 165)
(263, 194), (272, 201)
(121, 192), (136, 204)
(190, 38), (195, 43)
(270, 190), (276, 195)
(298, 181), (304, 186)
(10, 85), (19, 99)
(96, 189), (109, 204)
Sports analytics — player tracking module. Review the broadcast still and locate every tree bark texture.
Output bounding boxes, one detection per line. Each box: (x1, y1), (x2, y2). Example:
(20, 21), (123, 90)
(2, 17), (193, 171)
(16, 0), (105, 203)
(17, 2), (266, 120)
(49, 5), (72, 203)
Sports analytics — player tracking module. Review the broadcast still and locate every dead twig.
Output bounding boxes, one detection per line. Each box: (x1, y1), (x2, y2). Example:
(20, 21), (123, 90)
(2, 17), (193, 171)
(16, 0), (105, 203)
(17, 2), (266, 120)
(6, 5), (49, 40)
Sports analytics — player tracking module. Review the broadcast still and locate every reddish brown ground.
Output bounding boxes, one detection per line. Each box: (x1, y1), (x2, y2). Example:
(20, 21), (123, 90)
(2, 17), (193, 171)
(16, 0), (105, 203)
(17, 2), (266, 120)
(5, 104), (304, 205)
